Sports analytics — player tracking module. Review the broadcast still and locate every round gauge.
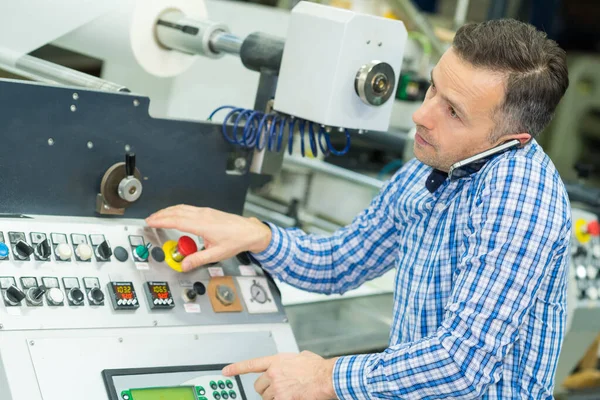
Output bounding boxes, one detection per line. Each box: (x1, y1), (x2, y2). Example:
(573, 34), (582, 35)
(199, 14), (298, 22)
(216, 284), (235, 306)
(250, 280), (269, 304)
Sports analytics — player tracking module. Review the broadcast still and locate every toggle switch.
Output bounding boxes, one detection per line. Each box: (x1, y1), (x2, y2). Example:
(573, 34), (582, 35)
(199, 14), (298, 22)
(95, 240), (113, 261)
(35, 239), (52, 261)
(14, 240), (34, 260)
(4, 285), (26, 306)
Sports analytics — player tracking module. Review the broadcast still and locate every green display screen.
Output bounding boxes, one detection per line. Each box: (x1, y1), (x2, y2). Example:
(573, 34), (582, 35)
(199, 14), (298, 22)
(129, 386), (196, 400)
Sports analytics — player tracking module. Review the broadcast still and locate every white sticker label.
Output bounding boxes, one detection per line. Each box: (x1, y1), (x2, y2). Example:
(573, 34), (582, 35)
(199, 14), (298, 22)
(135, 262), (149, 271)
(208, 267), (224, 277)
(239, 265), (257, 276)
(184, 303), (201, 313)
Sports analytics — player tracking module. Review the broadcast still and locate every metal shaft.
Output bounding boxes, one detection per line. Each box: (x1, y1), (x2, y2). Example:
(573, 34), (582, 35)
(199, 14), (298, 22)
(283, 156), (384, 191)
(8, 54), (129, 92)
(209, 32), (243, 56)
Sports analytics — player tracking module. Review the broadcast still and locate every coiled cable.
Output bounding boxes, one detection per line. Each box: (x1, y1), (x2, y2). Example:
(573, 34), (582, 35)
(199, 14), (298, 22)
(208, 105), (351, 157)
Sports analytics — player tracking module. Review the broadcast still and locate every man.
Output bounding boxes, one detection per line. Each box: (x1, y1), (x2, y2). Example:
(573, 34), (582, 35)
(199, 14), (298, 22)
(146, 19), (571, 399)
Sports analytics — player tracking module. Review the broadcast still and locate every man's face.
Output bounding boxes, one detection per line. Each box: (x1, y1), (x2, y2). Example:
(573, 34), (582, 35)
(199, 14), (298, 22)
(412, 48), (508, 172)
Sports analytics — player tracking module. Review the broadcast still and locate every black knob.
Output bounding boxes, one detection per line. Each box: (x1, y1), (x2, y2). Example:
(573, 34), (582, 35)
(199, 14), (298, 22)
(29, 285), (47, 303)
(126, 152), (135, 177)
(114, 246), (129, 262)
(236, 252), (253, 265)
(69, 287), (85, 305)
(151, 247), (165, 262)
(88, 287), (105, 305)
(14, 240), (34, 259)
(6, 285), (25, 305)
(185, 289), (197, 301)
(193, 281), (206, 296)
(96, 240), (113, 261)
(35, 239), (51, 260)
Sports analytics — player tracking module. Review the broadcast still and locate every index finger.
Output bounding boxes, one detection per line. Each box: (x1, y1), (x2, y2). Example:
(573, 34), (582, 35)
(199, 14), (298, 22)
(222, 355), (276, 376)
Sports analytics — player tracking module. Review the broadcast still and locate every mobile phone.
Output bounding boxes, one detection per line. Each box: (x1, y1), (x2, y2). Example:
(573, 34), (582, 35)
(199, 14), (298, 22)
(448, 139), (521, 180)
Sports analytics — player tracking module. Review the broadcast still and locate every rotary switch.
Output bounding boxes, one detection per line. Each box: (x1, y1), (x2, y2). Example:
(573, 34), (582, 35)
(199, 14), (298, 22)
(13, 240), (33, 260)
(55, 243), (73, 261)
(35, 239), (52, 261)
(95, 240), (113, 261)
(26, 286), (47, 306)
(4, 285), (26, 306)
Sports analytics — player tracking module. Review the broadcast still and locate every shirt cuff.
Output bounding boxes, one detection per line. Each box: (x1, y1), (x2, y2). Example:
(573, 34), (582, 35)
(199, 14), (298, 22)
(249, 221), (291, 274)
(333, 354), (376, 399)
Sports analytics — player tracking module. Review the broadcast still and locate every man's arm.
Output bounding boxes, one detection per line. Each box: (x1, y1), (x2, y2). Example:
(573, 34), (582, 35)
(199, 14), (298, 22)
(333, 156), (571, 398)
(250, 166), (406, 295)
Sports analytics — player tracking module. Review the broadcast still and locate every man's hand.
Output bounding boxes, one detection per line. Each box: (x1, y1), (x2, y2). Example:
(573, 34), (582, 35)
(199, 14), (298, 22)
(145, 205), (272, 271)
(222, 351), (339, 400)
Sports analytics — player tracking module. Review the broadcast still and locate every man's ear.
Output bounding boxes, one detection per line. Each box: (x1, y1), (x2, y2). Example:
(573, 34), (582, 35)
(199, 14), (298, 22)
(494, 132), (531, 147)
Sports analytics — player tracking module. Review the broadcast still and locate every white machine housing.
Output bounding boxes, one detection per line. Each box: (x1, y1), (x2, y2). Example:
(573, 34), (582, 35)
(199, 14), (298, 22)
(273, 2), (407, 132)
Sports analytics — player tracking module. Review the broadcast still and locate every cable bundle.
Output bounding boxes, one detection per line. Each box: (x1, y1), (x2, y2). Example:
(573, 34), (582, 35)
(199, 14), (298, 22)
(208, 105), (351, 157)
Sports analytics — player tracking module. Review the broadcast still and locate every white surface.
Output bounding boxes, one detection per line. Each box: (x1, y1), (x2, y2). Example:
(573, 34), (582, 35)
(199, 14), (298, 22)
(273, 2), (407, 131)
(0, 0), (124, 58)
(278, 268), (396, 306)
(54, 0), (207, 77)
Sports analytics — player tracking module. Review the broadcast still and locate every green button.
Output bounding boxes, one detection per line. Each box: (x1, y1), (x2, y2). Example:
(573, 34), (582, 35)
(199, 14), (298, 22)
(210, 381), (218, 390)
(135, 245), (149, 260)
(221, 391), (229, 399)
(225, 380), (233, 389)
(229, 390), (237, 399)
(198, 397), (208, 400)
(218, 380), (225, 389)
(197, 386), (206, 395)
(213, 391), (221, 400)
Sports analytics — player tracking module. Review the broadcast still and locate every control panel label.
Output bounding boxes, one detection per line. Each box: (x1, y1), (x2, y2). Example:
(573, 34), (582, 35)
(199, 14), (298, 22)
(208, 267), (224, 277)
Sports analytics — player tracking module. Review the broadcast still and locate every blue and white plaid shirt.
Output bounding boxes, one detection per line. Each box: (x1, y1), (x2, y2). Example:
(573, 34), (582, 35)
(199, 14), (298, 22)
(252, 140), (571, 399)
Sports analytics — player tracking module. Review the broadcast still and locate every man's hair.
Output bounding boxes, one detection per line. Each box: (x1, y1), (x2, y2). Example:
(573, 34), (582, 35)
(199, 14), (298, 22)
(452, 19), (569, 140)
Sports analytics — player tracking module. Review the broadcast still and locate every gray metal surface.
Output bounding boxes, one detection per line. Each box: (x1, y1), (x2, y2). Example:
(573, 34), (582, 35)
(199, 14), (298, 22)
(0, 78), (250, 218)
(23, 330), (278, 400)
(286, 293), (394, 357)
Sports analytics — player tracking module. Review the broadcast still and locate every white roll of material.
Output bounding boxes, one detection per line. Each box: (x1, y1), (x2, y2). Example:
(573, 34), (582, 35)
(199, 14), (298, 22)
(53, 0), (208, 78)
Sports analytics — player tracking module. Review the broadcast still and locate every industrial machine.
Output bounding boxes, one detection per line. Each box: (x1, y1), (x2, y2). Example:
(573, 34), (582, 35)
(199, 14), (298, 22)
(0, 1), (408, 399)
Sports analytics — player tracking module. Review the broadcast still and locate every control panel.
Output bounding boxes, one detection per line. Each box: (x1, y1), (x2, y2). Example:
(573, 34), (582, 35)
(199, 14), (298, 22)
(0, 215), (294, 400)
(0, 215), (284, 332)
(571, 207), (600, 303)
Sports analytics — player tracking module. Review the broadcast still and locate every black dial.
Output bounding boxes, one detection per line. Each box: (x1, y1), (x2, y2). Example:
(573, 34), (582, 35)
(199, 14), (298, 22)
(35, 239), (51, 260)
(88, 287), (105, 305)
(69, 287), (85, 305)
(14, 240), (34, 260)
(5, 285), (25, 305)
(96, 240), (113, 261)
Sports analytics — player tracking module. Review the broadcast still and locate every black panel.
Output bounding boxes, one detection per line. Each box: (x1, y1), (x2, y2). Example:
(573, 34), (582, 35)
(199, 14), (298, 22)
(0, 78), (250, 218)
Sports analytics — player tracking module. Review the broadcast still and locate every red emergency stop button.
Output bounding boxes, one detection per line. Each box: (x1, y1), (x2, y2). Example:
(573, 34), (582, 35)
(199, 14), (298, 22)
(177, 236), (198, 256)
(171, 236), (198, 262)
(588, 221), (600, 236)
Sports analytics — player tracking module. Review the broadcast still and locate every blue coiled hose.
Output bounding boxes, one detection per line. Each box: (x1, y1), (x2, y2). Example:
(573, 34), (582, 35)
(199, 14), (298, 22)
(207, 105), (351, 157)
